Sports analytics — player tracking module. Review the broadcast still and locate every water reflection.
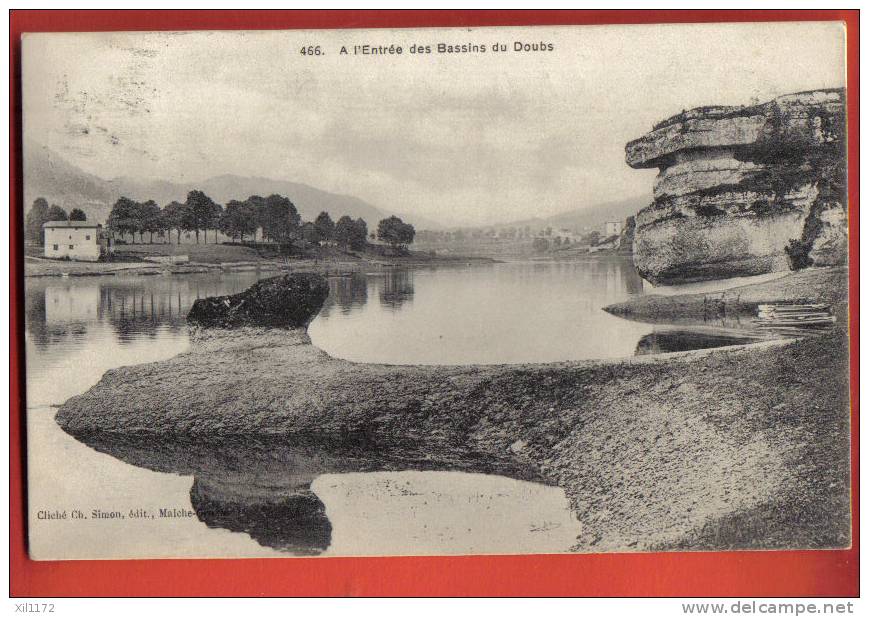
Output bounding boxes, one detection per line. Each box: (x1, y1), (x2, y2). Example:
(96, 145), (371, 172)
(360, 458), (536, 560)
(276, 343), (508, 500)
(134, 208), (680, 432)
(25, 261), (647, 363)
(635, 328), (769, 355)
(25, 262), (778, 388)
(379, 270), (415, 310)
(73, 434), (546, 556)
(25, 273), (271, 349)
(310, 259), (653, 365)
(333, 273), (369, 314)
(190, 480), (331, 556)
(24, 273), (276, 407)
(318, 270), (415, 319)
(26, 263), (794, 557)
(25, 283), (98, 347)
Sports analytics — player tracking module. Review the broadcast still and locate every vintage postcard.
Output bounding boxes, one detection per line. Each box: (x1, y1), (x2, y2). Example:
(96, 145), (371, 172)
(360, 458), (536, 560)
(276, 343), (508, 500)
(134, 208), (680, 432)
(22, 22), (850, 560)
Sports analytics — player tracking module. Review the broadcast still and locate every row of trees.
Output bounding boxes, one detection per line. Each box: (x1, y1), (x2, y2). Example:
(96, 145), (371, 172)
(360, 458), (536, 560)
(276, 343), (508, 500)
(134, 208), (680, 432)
(26, 190), (417, 252)
(25, 198), (87, 245)
(105, 191), (382, 250)
(306, 212), (370, 251)
(107, 191), (238, 245)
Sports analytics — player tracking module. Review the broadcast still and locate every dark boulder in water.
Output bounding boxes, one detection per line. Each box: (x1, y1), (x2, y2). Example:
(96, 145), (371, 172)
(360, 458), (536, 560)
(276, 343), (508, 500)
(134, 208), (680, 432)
(187, 273), (329, 329)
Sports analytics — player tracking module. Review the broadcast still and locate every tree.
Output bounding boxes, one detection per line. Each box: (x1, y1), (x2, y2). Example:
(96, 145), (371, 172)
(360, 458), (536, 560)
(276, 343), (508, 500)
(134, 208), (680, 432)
(185, 190), (220, 244)
(301, 221), (318, 244)
(335, 215), (355, 249)
(161, 201), (189, 244)
(47, 204), (68, 222)
(140, 200), (163, 243)
(69, 208), (87, 221)
(25, 198), (51, 245)
(351, 218), (368, 251)
(107, 197), (142, 242)
(532, 237), (550, 253)
(208, 201), (224, 243)
(335, 215), (368, 251)
(377, 216), (415, 251)
(785, 239), (814, 271)
(313, 211), (335, 243)
(247, 195), (268, 239)
(219, 199), (258, 242)
(258, 194), (301, 245)
(180, 200), (199, 243)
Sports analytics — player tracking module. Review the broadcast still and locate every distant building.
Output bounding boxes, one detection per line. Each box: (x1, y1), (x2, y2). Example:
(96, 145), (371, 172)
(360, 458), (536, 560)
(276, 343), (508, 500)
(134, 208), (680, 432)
(43, 221), (112, 261)
(604, 221), (623, 237)
(555, 227), (582, 242)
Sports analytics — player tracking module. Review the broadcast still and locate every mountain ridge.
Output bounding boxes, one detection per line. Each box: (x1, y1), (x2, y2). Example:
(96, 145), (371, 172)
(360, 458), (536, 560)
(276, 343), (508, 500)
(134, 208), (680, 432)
(23, 141), (443, 230)
(446, 196), (650, 233)
(23, 140), (648, 233)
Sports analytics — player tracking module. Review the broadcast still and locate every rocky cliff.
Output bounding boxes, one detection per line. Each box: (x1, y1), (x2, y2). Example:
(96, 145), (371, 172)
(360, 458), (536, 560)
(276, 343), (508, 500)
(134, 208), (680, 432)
(626, 89), (847, 285)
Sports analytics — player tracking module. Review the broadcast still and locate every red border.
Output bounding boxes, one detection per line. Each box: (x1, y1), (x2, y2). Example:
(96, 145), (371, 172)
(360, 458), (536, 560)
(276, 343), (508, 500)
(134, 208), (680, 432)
(9, 9), (859, 597)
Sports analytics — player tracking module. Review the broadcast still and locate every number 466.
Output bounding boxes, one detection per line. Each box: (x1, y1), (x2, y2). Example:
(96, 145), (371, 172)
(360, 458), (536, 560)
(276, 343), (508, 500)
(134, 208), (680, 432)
(300, 46), (322, 56)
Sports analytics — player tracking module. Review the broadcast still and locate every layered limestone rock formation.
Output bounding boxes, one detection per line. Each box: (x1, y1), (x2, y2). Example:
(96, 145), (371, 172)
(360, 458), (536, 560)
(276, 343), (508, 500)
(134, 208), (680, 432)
(626, 89), (847, 285)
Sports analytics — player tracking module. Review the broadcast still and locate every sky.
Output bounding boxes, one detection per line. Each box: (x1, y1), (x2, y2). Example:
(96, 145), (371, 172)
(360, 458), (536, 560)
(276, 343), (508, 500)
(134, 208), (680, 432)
(22, 22), (846, 227)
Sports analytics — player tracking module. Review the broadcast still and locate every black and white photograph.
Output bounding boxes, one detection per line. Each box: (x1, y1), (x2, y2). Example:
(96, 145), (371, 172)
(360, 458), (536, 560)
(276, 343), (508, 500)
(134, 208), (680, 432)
(21, 21), (851, 560)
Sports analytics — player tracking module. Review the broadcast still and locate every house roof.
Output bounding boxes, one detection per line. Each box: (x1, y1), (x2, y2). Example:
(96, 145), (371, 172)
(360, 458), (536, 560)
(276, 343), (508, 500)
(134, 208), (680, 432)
(43, 221), (102, 228)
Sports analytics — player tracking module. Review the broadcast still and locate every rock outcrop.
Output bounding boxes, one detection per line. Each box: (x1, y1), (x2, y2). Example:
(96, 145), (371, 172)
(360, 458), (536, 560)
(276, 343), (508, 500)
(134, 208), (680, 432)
(187, 273), (329, 328)
(626, 89), (847, 285)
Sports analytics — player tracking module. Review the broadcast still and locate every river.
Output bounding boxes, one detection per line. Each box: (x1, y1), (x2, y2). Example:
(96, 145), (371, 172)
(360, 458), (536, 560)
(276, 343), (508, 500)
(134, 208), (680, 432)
(23, 258), (766, 559)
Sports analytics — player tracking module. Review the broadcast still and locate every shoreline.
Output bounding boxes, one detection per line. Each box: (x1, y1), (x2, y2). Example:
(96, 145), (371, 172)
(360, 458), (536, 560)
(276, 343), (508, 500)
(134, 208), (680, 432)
(23, 249), (635, 280)
(55, 266), (851, 553)
(24, 252), (498, 278)
(605, 266), (848, 323)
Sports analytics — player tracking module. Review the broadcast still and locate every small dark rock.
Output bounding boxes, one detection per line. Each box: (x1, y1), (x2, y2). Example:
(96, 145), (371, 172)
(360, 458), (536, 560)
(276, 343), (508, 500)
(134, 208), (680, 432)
(187, 273), (329, 329)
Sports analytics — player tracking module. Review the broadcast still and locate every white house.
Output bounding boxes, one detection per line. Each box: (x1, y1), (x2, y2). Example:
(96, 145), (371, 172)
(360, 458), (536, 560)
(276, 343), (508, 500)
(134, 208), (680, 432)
(604, 221), (623, 237)
(43, 221), (111, 262)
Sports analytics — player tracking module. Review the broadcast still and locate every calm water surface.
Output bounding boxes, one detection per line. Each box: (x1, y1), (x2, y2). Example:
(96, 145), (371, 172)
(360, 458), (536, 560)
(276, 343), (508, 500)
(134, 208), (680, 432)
(311, 260), (654, 364)
(24, 259), (763, 558)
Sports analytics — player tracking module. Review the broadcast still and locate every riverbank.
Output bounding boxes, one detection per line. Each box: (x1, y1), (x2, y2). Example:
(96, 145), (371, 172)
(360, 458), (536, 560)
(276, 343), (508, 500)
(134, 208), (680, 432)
(605, 266), (849, 322)
(24, 245), (495, 278)
(56, 267), (851, 553)
(520, 248), (625, 262)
